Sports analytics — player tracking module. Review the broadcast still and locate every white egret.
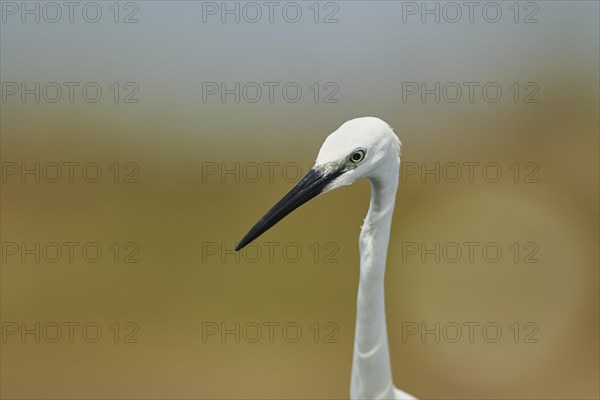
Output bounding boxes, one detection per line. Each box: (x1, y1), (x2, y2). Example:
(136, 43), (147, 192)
(236, 117), (416, 400)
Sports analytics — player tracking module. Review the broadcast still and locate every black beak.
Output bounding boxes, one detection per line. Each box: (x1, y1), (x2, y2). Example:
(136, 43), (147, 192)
(236, 165), (344, 251)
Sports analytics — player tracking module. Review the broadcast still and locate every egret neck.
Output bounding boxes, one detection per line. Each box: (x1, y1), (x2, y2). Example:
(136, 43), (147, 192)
(351, 165), (399, 400)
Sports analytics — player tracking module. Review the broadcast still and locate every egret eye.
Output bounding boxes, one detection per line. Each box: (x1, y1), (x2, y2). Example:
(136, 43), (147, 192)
(350, 149), (366, 164)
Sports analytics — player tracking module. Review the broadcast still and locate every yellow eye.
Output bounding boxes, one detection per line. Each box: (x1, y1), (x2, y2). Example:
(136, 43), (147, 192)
(350, 149), (366, 163)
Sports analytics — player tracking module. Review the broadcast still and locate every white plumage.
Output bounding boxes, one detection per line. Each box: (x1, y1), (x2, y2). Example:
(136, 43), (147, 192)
(237, 117), (416, 399)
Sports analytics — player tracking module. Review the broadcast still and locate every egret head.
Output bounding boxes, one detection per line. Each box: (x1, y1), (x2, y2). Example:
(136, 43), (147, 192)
(315, 116), (401, 192)
(236, 117), (400, 251)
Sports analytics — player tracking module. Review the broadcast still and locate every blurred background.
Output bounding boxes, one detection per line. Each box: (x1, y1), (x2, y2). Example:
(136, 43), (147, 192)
(1, 1), (598, 399)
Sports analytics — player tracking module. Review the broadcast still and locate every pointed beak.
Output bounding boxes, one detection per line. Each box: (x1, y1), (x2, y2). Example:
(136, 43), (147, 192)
(236, 164), (344, 251)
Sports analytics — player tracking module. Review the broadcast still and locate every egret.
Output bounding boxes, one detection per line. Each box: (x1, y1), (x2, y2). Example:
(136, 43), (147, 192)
(236, 117), (416, 400)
